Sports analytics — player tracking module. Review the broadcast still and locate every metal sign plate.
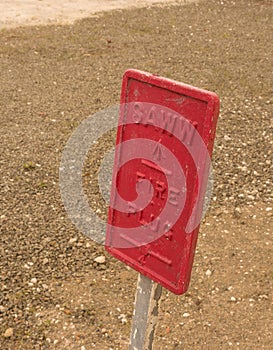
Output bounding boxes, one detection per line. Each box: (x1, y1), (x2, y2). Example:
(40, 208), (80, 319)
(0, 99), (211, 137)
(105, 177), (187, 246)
(105, 69), (220, 294)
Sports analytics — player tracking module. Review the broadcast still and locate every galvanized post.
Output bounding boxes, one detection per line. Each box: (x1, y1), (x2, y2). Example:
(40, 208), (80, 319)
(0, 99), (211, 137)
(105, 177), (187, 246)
(129, 274), (162, 350)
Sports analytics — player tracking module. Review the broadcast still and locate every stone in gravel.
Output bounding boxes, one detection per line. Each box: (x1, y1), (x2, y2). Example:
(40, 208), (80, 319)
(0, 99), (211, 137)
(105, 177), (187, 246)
(43, 258), (49, 265)
(68, 237), (78, 244)
(224, 135), (231, 141)
(4, 328), (14, 338)
(0, 305), (5, 313)
(234, 207), (242, 218)
(205, 269), (212, 276)
(31, 277), (37, 284)
(118, 313), (127, 324)
(94, 256), (106, 264)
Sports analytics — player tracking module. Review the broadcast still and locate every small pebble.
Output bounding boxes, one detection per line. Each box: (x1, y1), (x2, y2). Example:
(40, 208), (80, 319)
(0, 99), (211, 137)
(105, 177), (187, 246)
(0, 305), (6, 313)
(94, 256), (106, 264)
(205, 269), (212, 276)
(68, 237), (77, 244)
(43, 258), (49, 265)
(4, 328), (13, 338)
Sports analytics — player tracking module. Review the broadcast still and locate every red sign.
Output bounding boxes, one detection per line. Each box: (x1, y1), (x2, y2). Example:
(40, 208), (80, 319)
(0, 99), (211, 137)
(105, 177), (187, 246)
(105, 69), (220, 294)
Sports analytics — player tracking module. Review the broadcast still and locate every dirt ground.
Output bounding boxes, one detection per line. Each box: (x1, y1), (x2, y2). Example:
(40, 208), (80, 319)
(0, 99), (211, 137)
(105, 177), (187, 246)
(0, 0), (272, 349)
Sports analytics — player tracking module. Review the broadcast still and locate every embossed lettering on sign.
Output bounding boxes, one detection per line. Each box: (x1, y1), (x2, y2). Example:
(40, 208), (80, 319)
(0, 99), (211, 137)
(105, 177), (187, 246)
(136, 171), (145, 181)
(141, 159), (172, 176)
(127, 202), (138, 216)
(161, 110), (177, 135)
(132, 103), (143, 123)
(163, 222), (173, 241)
(138, 212), (160, 232)
(119, 234), (173, 266)
(168, 187), (180, 206)
(131, 103), (198, 146)
(138, 210), (147, 226)
(137, 248), (172, 266)
(153, 141), (165, 162)
(155, 181), (166, 199)
(150, 216), (160, 232)
(150, 251), (172, 266)
(164, 231), (173, 241)
(146, 106), (156, 126)
(178, 120), (198, 146)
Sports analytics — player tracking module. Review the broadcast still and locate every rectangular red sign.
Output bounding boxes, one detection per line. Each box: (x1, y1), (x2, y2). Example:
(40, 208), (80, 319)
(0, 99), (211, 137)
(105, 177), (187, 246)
(105, 69), (220, 294)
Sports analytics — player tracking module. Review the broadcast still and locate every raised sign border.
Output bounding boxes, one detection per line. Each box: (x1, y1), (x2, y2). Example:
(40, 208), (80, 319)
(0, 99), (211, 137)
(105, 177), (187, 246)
(106, 69), (220, 294)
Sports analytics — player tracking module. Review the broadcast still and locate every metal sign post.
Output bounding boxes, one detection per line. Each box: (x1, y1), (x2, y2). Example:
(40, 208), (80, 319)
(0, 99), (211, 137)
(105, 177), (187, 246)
(105, 69), (220, 349)
(129, 274), (162, 350)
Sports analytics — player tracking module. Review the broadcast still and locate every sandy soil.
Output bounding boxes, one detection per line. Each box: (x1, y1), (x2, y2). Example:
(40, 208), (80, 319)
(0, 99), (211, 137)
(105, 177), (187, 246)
(0, 0), (196, 28)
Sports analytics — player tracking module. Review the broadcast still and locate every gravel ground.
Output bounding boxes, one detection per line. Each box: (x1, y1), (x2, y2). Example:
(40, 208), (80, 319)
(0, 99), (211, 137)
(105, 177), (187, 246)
(0, 0), (272, 349)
